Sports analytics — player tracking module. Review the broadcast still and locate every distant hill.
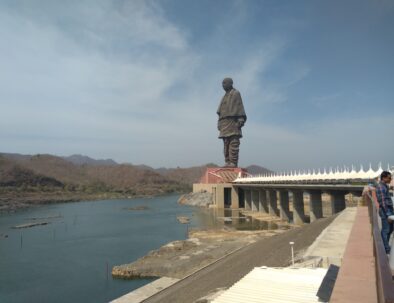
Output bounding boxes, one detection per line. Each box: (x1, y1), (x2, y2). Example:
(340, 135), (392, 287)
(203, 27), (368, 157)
(0, 156), (63, 188)
(63, 154), (118, 166)
(0, 153), (187, 193)
(7, 154), (91, 185)
(0, 153), (273, 190)
(0, 153), (226, 198)
(0, 153), (200, 212)
(0, 152), (277, 212)
(134, 164), (156, 171)
(0, 152), (32, 161)
(156, 164), (219, 185)
(245, 165), (273, 175)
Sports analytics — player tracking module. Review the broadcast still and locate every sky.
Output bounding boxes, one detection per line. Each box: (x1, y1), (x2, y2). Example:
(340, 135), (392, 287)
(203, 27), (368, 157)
(0, 0), (393, 171)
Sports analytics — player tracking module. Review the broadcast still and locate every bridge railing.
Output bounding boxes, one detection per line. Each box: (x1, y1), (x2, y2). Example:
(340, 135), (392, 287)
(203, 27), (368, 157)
(365, 187), (394, 303)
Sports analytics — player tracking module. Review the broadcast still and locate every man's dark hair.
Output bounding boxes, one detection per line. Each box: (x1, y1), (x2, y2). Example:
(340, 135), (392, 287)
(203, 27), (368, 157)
(381, 171), (392, 180)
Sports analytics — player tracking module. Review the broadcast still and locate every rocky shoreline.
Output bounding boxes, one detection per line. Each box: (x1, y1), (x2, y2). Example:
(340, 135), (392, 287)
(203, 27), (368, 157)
(112, 221), (294, 280)
(112, 191), (297, 280)
(177, 192), (213, 207)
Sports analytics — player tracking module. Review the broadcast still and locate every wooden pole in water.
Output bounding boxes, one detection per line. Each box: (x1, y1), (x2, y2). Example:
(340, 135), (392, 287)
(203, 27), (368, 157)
(106, 261), (109, 281)
(20, 232), (23, 249)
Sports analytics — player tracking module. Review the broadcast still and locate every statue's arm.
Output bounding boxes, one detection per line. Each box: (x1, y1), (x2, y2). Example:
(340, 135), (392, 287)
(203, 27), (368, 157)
(234, 91), (246, 126)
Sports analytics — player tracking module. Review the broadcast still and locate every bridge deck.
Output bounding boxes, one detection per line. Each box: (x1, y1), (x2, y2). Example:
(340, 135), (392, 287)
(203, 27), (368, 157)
(233, 183), (365, 192)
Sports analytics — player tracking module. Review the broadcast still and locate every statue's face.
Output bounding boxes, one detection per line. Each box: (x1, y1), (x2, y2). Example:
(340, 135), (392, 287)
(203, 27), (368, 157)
(222, 78), (233, 91)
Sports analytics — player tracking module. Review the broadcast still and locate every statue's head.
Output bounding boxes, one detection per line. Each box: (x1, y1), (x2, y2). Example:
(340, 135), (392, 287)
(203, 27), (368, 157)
(222, 77), (233, 92)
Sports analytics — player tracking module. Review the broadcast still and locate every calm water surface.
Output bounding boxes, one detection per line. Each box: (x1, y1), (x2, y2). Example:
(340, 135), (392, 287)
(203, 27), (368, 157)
(0, 194), (213, 303)
(0, 194), (280, 303)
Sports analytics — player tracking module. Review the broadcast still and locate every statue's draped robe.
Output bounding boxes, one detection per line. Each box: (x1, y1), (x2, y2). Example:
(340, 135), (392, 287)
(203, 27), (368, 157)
(217, 88), (247, 138)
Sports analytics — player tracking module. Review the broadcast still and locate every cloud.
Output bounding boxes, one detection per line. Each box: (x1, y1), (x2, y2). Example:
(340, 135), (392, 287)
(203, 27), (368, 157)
(0, 1), (195, 119)
(241, 115), (393, 171)
(0, 1), (319, 167)
(1, 1), (391, 170)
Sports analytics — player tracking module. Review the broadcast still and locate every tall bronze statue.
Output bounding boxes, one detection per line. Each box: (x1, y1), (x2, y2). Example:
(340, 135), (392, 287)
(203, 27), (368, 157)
(217, 78), (247, 167)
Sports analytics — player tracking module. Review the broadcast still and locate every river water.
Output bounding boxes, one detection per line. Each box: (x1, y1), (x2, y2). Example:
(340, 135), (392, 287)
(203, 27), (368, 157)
(0, 194), (280, 303)
(0, 195), (209, 303)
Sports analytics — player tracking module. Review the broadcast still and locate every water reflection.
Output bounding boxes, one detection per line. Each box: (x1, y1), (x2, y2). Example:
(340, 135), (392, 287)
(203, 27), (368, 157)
(193, 208), (287, 231)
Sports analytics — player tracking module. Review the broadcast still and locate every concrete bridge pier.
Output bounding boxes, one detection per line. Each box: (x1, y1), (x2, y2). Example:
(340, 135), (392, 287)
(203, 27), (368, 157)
(330, 191), (346, 214)
(259, 189), (268, 213)
(278, 190), (291, 222)
(309, 190), (323, 222)
(292, 190), (306, 225)
(231, 187), (240, 209)
(244, 189), (252, 211)
(267, 190), (279, 216)
(251, 190), (259, 211)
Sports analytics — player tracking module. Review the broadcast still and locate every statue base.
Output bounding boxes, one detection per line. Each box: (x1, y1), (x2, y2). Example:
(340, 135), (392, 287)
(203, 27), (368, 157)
(199, 167), (249, 184)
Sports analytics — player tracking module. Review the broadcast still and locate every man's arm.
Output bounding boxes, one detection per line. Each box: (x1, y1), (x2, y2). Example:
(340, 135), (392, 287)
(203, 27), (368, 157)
(383, 186), (393, 211)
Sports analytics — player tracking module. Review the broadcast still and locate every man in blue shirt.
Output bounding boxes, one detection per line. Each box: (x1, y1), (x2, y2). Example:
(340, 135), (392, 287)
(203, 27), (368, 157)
(376, 171), (393, 254)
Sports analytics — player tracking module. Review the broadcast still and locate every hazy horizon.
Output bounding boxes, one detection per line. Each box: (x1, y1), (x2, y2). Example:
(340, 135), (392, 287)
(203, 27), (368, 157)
(0, 151), (269, 170)
(2, 151), (391, 174)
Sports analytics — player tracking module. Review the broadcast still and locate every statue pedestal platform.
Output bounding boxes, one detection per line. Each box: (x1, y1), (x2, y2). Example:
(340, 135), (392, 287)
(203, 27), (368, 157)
(194, 167), (249, 209)
(199, 167), (249, 184)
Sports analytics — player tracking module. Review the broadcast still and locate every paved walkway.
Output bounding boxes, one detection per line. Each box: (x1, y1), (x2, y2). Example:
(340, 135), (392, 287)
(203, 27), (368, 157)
(330, 207), (377, 302)
(303, 207), (357, 267)
(113, 208), (359, 303)
(110, 277), (179, 303)
(141, 215), (337, 303)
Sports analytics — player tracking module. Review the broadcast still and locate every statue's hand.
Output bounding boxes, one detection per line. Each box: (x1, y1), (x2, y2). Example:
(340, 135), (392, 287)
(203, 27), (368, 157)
(237, 120), (245, 128)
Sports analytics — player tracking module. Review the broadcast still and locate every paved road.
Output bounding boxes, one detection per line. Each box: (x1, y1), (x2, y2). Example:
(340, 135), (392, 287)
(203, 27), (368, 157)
(143, 215), (337, 303)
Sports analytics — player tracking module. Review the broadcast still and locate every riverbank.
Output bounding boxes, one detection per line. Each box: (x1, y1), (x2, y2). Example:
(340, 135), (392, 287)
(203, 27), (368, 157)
(135, 214), (339, 303)
(112, 213), (296, 279)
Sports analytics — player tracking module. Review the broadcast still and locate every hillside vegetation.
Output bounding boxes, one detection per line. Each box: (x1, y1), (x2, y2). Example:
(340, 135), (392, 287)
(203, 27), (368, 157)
(0, 153), (272, 211)
(0, 154), (190, 196)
